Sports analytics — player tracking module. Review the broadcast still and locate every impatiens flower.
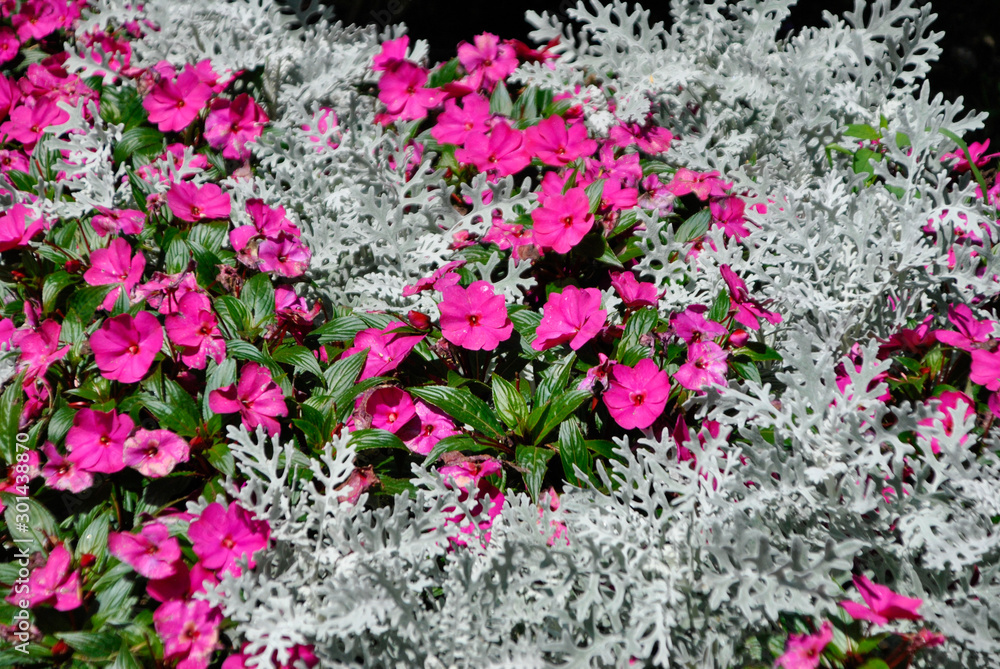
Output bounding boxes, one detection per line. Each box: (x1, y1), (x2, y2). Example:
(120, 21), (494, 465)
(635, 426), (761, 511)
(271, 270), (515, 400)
(457, 33), (518, 89)
(41, 441), (93, 493)
(108, 522), (181, 579)
(166, 180), (231, 222)
(123, 429), (190, 477)
(142, 65), (213, 132)
(209, 362), (288, 436)
(775, 622), (832, 669)
(222, 643), (320, 669)
(455, 120), (530, 177)
(135, 271), (200, 314)
(257, 232), (311, 277)
(840, 574), (923, 626)
(372, 35), (409, 72)
(970, 349), (1000, 391)
(710, 195), (751, 239)
(935, 303), (995, 351)
(917, 391), (975, 455)
(402, 259), (465, 297)
(83, 237), (146, 310)
(611, 271), (660, 309)
(532, 285), (607, 351)
(0, 98), (69, 149)
(431, 93), (491, 146)
(0, 28), (18, 66)
(673, 341), (729, 391)
(524, 115), (597, 166)
(405, 400), (460, 455)
(65, 408), (134, 474)
(188, 501), (270, 576)
(577, 353), (615, 392)
(0, 203), (46, 252)
(531, 187), (594, 254)
(203, 93), (268, 160)
(16, 319), (68, 381)
(942, 139), (1000, 173)
(377, 61), (442, 121)
(720, 264), (782, 329)
(5, 545), (81, 611)
(665, 167), (731, 200)
(670, 305), (727, 343)
(89, 312), (164, 383)
(366, 387), (417, 434)
(438, 280), (513, 351)
(603, 358), (671, 430)
(90, 207), (144, 237)
(608, 122), (673, 154)
(153, 599), (222, 669)
(342, 322), (424, 380)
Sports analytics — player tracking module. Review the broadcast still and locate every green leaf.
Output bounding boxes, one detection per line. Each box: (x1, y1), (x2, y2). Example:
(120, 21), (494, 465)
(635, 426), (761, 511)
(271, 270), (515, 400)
(736, 342), (782, 362)
(2, 494), (58, 548)
(594, 235), (625, 268)
(409, 386), (506, 440)
(331, 377), (386, 423)
(510, 309), (542, 346)
(350, 428), (408, 451)
(558, 418), (589, 486)
(313, 315), (366, 343)
(114, 127), (165, 165)
(5, 169), (37, 192)
(490, 83), (513, 117)
(852, 147), (880, 177)
(91, 577), (138, 627)
(110, 641), (143, 669)
(272, 345), (325, 384)
(492, 374), (528, 431)
(41, 271), (79, 314)
(708, 290), (730, 323)
(423, 434), (483, 466)
(857, 661), (890, 669)
(214, 295), (251, 337)
(585, 179), (605, 213)
(623, 307), (658, 343)
(204, 442), (235, 476)
(241, 272), (275, 327)
(674, 209), (711, 243)
(140, 378), (202, 437)
(56, 632), (120, 659)
(732, 360), (761, 386)
(325, 349), (366, 402)
(427, 57), (461, 88)
(187, 221), (229, 254)
(68, 284), (115, 325)
(225, 339), (269, 365)
(532, 389), (590, 445)
(76, 512), (110, 559)
(844, 123), (881, 140)
(536, 352), (575, 405)
(0, 376), (25, 463)
(164, 236), (190, 273)
(515, 444), (554, 501)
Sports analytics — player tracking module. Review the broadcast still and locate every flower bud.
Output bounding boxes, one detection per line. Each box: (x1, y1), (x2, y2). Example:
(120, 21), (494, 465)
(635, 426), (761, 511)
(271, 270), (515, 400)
(729, 328), (749, 347)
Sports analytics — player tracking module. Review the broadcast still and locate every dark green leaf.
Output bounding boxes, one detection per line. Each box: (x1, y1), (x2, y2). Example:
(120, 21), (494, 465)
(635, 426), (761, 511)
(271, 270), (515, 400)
(204, 442), (235, 476)
(314, 315), (367, 343)
(585, 179), (605, 213)
(737, 342), (782, 362)
(324, 349), (366, 400)
(708, 290), (730, 323)
(558, 418), (589, 486)
(492, 374), (528, 431)
(536, 353), (575, 405)
(427, 57), (461, 88)
(141, 378), (202, 437)
(68, 284), (115, 325)
(5, 169), (36, 192)
(56, 632), (120, 659)
(76, 512), (110, 560)
(674, 209), (711, 243)
(114, 127), (165, 165)
(533, 389), (590, 445)
(272, 344), (325, 383)
(409, 386), (506, 440)
(516, 445), (554, 501)
(423, 434), (483, 465)
(732, 360), (761, 385)
(350, 428), (408, 451)
(623, 307), (658, 342)
(241, 272), (275, 327)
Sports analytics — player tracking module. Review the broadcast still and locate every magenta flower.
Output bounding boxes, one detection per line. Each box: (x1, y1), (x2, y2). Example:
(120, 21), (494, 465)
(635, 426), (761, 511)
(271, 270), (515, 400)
(257, 232), (311, 277)
(405, 400), (460, 455)
(189, 501), (270, 576)
(0, 99), (69, 149)
(377, 62), (442, 121)
(608, 122), (673, 154)
(123, 429), (190, 478)
(366, 387), (418, 434)
(65, 408), (134, 474)
(16, 319), (68, 381)
(532, 285), (606, 351)
(942, 139), (1000, 173)
(89, 311), (164, 383)
(935, 303), (995, 351)
(431, 93), (491, 146)
(438, 280), (513, 351)
(153, 599), (222, 669)
(670, 305), (727, 344)
(164, 292), (226, 369)
(531, 187), (594, 254)
(230, 199), (301, 263)
(917, 391), (975, 455)
(840, 574), (923, 626)
(455, 120), (530, 177)
(674, 341), (729, 391)
(457, 33), (518, 90)
(720, 264), (782, 329)
(142, 65), (213, 132)
(666, 167), (731, 200)
(372, 35), (409, 72)
(970, 349), (1000, 391)
(402, 259), (465, 297)
(209, 362), (288, 436)
(108, 522), (181, 579)
(710, 195), (751, 239)
(166, 180), (231, 223)
(342, 322), (424, 380)
(775, 621), (832, 669)
(83, 237), (146, 311)
(611, 271), (660, 309)
(41, 441), (93, 493)
(603, 358), (671, 430)
(525, 116), (597, 166)
(90, 206), (144, 237)
(4, 544), (81, 611)
(203, 94), (268, 160)
(0, 28), (18, 66)
(0, 203), (46, 252)
(135, 271), (200, 314)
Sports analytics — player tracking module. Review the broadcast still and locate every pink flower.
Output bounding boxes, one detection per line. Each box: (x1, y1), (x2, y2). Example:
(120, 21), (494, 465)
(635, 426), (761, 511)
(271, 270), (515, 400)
(108, 522), (181, 579)
(222, 644), (319, 669)
(405, 400), (460, 455)
(4, 544), (81, 611)
(0, 98), (69, 149)
(438, 280), (513, 351)
(366, 387), (418, 434)
(402, 259), (465, 297)
(83, 237), (146, 311)
(12, 0), (67, 42)
(90, 207), (144, 237)
(0, 28), (18, 66)
(143, 65), (213, 132)
(611, 271), (659, 309)
(153, 599), (221, 669)
(670, 305), (727, 344)
(203, 93), (268, 160)
(41, 441), (93, 492)
(65, 408), (134, 474)
(917, 391), (975, 455)
(209, 362), (288, 436)
(666, 168), (731, 200)
(0, 203), (46, 252)
(710, 195), (751, 239)
(431, 93), (491, 146)
(257, 232), (311, 277)
(608, 122), (673, 154)
(372, 35), (409, 72)
(942, 139), (1000, 173)
(524, 116), (597, 166)
(123, 429), (190, 477)
(16, 319), (68, 381)
(166, 181), (231, 222)
(377, 62), (442, 121)
(164, 293), (226, 369)
(457, 33), (518, 90)
(342, 322), (424, 380)
(603, 358), (670, 430)
(532, 285), (606, 351)
(455, 120), (530, 177)
(189, 501), (270, 576)
(839, 574), (923, 626)
(89, 311), (164, 383)
(935, 303), (994, 352)
(720, 264), (782, 329)
(673, 341), (729, 391)
(775, 622), (832, 669)
(135, 271), (200, 314)
(970, 349), (1000, 391)
(531, 187), (594, 254)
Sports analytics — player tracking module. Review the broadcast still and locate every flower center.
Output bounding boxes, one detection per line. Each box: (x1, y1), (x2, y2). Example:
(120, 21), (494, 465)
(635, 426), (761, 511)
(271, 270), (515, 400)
(467, 314), (480, 326)
(561, 215), (574, 228)
(127, 344), (139, 355)
(629, 391), (646, 407)
(221, 536), (236, 549)
(100, 435), (111, 446)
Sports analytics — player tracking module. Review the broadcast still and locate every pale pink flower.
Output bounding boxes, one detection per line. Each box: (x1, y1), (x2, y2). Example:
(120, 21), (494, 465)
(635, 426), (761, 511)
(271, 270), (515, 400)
(89, 311), (164, 383)
(405, 400), (460, 455)
(532, 285), (606, 351)
(840, 574), (923, 626)
(603, 358), (670, 430)
(531, 187), (594, 254)
(153, 599), (221, 669)
(342, 322), (424, 380)
(123, 429), (190, 477)
(108, 522), (181, 579)
(438, 280), (513, 351)
(209, 362), (288, 436)
(65, 408), (134, 474)
(673, 341), (729, 391)
(166, 181), (231, 223)
(83, 237), (146, 311)
(189, 501), (270, 576)
(143, 65), (213, 132)
(41, 441), (93, 493)
(666, 168), (731, 200)
(4, 544), (81, 611)
(524, 116), (597, 166)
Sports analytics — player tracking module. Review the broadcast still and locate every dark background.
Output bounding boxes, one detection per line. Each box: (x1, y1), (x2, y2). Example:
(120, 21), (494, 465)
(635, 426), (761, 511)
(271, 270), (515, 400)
(327, 0), (1000, 141)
